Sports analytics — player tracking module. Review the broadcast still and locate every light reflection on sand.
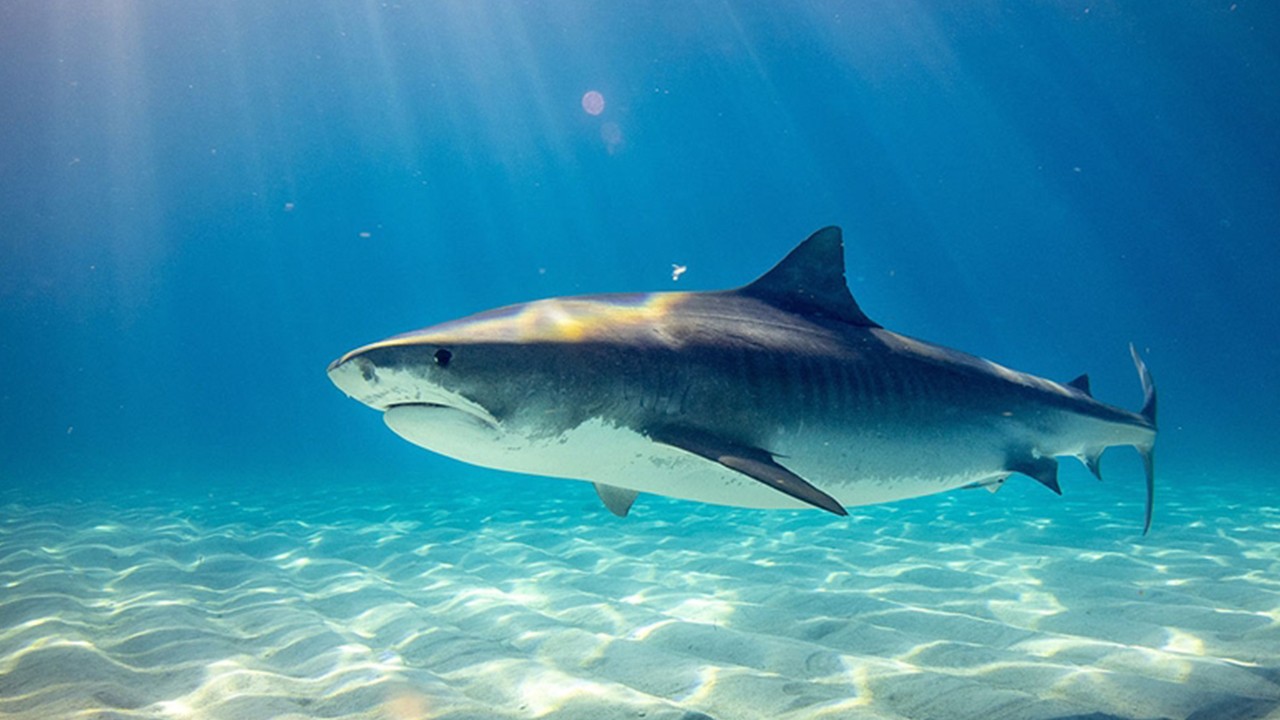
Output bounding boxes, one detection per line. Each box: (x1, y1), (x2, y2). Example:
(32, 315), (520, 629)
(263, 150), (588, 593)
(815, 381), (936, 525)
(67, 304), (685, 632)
(0, 477), (1278, 719)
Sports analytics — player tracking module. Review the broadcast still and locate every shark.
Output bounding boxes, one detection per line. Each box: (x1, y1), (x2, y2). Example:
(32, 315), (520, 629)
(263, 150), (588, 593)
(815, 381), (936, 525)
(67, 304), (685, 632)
(328, 227), (1157, 532)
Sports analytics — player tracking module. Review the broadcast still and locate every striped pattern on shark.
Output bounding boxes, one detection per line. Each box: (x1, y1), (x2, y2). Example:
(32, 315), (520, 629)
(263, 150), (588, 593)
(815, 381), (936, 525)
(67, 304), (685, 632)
(329, 227), (1157, 532)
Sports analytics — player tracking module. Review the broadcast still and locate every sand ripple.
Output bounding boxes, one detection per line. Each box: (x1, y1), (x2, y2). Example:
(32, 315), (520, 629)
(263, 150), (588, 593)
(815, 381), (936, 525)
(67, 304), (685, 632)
(1, 476), (1278, 719)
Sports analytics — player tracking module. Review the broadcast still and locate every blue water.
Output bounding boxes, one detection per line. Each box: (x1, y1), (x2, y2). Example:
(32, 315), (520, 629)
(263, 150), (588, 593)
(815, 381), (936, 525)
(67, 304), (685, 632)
(1, 1), (1276, 495)
(1, 4), (1278, 718)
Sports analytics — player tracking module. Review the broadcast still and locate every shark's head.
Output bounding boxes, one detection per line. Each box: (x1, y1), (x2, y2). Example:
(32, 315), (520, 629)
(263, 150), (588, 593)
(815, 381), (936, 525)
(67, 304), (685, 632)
(328, 314), (536, 468)
(327, 330), (502, 465)
(327, 292), (689, 471)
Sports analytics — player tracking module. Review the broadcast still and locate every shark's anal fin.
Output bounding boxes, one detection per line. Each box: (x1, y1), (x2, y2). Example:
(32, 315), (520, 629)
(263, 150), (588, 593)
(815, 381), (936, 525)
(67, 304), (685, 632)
(648, 426), (848, 516)
(593, 483), (639, 517)
(1078, 450), (1104, 480)
(1009, 453), (1061, 495)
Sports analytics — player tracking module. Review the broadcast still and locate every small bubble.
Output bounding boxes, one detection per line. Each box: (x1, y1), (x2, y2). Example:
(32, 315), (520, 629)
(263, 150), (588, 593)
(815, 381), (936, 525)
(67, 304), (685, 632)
(283, 202), (295, 212)
(358, 231), (372, 239)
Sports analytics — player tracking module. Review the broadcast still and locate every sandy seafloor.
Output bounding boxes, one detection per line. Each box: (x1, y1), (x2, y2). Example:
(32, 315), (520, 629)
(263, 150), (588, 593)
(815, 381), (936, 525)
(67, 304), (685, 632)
(2, 471), (1278, 720)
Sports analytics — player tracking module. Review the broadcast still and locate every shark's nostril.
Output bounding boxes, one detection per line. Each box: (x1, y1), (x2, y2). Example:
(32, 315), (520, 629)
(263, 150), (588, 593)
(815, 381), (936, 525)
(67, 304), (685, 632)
(356, 358), (377, 383)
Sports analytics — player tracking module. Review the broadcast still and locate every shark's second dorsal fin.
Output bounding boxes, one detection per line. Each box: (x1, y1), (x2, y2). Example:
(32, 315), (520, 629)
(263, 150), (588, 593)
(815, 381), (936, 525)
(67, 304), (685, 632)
(738, 226), (880, 328)
(1066, 374), (1092, 396)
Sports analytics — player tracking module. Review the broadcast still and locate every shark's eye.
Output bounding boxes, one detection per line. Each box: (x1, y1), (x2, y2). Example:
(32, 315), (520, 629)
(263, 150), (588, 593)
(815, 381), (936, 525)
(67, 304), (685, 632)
(434, 348), (453, 368)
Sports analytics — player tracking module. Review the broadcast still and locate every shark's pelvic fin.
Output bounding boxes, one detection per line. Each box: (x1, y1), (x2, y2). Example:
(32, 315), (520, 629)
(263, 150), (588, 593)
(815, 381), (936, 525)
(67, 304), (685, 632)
(593, 483), (639, 517)
(649, 426), (849, 516)
(1009, 453), (1061, 495)
(737, 226), (880, 328)
(1130, 343), (1158, 535)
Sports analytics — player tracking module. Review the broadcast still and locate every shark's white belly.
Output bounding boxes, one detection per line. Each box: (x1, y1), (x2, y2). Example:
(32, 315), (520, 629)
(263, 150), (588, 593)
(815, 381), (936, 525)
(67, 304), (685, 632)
(384, 407), (1002, 511)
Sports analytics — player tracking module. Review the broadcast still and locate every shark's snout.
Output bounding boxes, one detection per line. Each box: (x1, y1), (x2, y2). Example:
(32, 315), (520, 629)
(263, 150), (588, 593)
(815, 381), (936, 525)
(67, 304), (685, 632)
(327, 352), (398, 410)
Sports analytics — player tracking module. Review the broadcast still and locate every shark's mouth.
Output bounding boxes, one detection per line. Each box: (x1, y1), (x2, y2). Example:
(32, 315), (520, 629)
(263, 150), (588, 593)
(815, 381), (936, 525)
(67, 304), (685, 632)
(382, 402), (506, 461)
(384, 402), (501, 432)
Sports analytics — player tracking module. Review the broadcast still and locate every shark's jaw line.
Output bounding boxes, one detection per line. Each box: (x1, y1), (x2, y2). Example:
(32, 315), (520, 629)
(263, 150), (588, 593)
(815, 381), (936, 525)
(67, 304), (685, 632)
(329, 226), (1157, 532)
(386, 402), (500, 430)
(382, 403), (503, 462)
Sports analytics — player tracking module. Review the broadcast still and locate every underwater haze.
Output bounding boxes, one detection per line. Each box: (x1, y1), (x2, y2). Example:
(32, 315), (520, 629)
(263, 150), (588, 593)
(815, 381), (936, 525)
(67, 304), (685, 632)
(2, 3), (1279, 719)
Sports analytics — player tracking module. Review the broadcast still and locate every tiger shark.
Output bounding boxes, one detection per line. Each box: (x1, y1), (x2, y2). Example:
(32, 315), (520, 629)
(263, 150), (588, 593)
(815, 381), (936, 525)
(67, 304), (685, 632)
(328, 227), (1158, 532)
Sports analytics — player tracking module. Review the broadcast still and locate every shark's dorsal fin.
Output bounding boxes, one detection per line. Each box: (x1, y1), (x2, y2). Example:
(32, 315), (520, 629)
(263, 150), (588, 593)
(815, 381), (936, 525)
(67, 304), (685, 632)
(739, 226), (880, 328)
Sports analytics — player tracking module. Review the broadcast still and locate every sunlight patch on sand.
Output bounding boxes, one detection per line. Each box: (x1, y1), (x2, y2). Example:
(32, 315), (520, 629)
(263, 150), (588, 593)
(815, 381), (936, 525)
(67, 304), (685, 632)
(1, 479), (1278, 718)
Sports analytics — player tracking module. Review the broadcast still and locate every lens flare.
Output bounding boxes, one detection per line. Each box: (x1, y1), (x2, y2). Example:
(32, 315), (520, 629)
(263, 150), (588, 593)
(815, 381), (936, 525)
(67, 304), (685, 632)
(581, 90), (605, 115)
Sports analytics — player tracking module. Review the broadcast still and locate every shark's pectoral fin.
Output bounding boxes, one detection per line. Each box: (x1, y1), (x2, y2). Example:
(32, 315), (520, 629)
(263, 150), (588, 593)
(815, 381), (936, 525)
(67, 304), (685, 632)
(1008, 453), (1061, 495)
(593, 483), (639, 517)
(648, 426), (848, 516)
(717, 454), (849, 516)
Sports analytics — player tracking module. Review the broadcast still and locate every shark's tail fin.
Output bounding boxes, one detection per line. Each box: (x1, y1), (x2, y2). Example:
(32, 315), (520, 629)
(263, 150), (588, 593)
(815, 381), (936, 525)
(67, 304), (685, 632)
(1130, 343), (1157, 535)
